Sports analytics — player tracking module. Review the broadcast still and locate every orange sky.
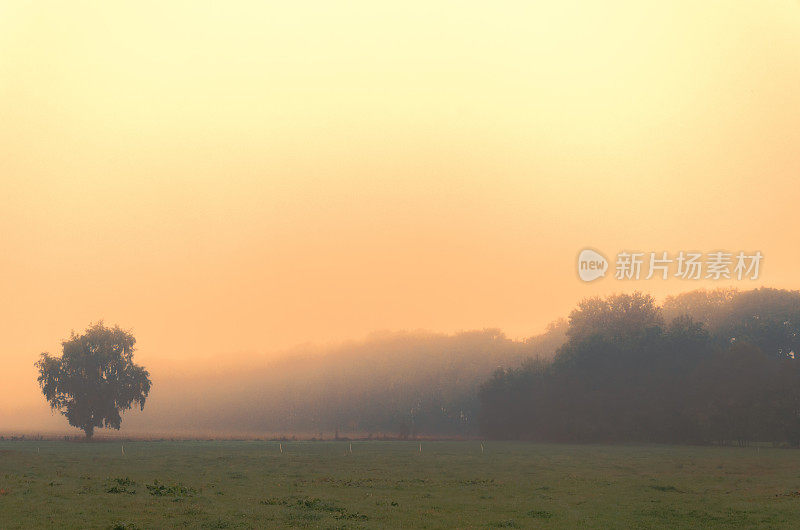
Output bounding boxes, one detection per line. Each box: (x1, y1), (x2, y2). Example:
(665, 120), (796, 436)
(2, 1), (799, 429)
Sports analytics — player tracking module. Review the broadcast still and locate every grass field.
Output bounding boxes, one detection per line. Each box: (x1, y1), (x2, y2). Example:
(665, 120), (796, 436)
(2, 440), (800, 528)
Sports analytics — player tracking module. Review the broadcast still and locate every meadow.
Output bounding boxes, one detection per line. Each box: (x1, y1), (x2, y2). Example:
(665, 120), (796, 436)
(1, 440), (800, 528)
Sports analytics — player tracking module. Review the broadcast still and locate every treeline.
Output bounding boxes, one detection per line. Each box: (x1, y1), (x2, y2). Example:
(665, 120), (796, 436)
(129, 325), (566, 437)
(479, 288), (800, 445)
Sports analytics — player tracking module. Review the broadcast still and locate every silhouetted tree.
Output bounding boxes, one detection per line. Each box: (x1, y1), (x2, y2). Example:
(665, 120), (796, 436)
(35, 322), (151, 438)
(566, 292), (663, 343)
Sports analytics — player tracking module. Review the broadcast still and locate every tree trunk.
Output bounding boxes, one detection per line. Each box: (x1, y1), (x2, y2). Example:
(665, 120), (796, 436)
(84, 426), (94, 439)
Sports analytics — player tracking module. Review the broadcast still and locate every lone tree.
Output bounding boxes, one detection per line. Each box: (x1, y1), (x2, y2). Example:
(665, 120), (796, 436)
(35, 322), (152, 439)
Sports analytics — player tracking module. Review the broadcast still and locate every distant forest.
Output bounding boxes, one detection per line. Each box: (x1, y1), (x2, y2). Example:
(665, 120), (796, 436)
(136, 287), (800, 446)
(481, 288), (800, 445)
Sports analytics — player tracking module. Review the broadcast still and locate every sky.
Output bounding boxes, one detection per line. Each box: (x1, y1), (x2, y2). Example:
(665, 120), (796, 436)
(1, 1), (799, 431)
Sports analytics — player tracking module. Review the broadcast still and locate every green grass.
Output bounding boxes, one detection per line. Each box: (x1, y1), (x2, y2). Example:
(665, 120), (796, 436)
(1, 440), (799, 528)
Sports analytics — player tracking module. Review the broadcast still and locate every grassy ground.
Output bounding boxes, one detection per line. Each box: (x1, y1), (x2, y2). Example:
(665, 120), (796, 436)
(1, 440), (800, 528)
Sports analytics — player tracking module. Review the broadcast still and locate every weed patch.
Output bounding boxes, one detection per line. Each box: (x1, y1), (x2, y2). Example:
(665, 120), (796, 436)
(145, 480), (197, 497)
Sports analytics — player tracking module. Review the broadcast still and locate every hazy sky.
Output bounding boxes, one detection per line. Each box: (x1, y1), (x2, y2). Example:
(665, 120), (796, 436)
(2, 1), (799, 428)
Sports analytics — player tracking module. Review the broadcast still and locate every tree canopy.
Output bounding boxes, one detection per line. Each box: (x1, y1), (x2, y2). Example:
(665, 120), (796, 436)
(35, 322), (151, 438)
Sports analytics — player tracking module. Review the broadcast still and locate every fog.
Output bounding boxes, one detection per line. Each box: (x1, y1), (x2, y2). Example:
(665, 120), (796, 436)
(104, 325), (564, 438)
(7, 325), (565, 438)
